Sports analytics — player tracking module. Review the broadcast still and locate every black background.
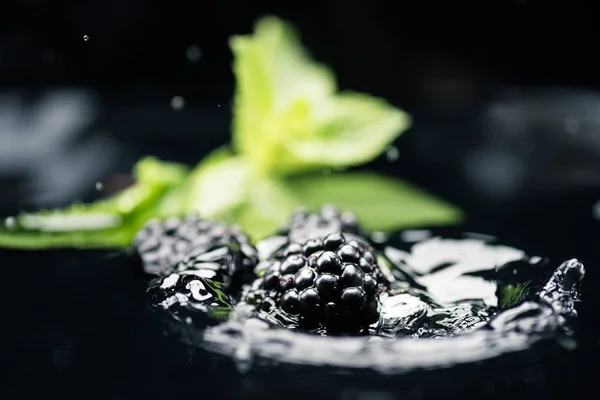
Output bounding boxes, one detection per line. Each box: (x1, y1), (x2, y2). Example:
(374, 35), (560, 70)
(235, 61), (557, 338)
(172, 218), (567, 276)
(1, 1), (600, 399)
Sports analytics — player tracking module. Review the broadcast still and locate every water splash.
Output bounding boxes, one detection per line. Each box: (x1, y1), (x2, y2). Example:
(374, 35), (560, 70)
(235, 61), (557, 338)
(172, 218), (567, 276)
(150, 229), (584, 374)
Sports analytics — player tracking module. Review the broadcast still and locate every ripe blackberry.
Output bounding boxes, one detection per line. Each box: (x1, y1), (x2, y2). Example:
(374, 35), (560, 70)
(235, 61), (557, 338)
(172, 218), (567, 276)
(245, 232), (388, 331)
(147, 271), (234, 328)
(280, 205), (364, 243)
(133, 216), (258, 287)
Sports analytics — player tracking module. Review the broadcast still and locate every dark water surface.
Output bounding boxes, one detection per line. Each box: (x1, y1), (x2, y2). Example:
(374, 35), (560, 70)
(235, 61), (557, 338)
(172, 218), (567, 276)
(0, 223), (596, 400)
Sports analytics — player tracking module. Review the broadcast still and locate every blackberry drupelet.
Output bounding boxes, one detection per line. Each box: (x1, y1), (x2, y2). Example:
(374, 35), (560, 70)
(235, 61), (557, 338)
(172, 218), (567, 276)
(280, 205), (364, 243)
(133, 216), (258, 286)
(147, 271), (234, 329)
(245, 231), (389, 331)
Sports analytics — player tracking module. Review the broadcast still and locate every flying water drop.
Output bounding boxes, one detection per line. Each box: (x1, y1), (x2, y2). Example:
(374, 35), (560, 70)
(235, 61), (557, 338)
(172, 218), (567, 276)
(83, 35), (89, 42)
(171, 96), (185, 111)
(4, 217), (17, 230)
(95, 182), (103, 191)
(385, 146), (399, 162)
(186, 45), (202, 64)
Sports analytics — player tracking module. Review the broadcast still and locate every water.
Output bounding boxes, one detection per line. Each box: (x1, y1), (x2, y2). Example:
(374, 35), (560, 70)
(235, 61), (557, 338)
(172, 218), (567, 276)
(148, 229), (584, 375)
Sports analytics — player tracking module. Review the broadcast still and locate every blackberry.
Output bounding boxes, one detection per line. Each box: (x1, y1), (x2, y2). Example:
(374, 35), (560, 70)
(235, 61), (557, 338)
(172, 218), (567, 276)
(147, 271), (234, 328)
(133, 216), (258, 287)
(245, 232), (388, 331)
(280, 205), (364, 243)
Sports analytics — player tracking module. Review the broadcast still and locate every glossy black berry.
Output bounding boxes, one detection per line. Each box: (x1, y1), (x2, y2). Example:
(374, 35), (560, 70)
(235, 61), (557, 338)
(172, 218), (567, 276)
(279, 205), (365, 243)
(359, 257), (374, 273)
(295, 267), (317, 291)
(283, 243), (303, 257)
(363, 251), (376, 265)
(316, 251), (343, 274)
(341, 287), (367, 312)
(338, 244), (361, 263)
(279, 274), (295, 292)
(323, 302), (340, 323)
(303, 239), (323, 256)
(363, 274), (377, 295)
(363, 298), (380, 324)
(323, 232), (346, 251)
(314, 273), (340, 300)
(281, 255), (306, 275)
(263, 271), (280, 290)
(133, 216), (258, 289)
(247, 229), (389, 332)
(340, 263), (365, 288)
(281, 290), (301, 315)
(299, 288), (321, 317)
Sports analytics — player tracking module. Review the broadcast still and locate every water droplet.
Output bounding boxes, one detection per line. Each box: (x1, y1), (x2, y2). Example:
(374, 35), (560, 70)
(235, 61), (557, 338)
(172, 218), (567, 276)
(385, 146), (399, 162)
(322, 168), (331, 176)
(217, 104), (221, 108)
(83, 35), (89, 42)
(185, 45), (202, 63)
(170, 96), (185, 111)
(95, 182), (103, 191)
(4, 217), (17, 230)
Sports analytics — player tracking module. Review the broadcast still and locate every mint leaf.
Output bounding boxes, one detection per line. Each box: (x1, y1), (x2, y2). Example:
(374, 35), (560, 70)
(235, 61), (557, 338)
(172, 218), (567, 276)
(185, 150), (301, 240)
(230, 16), (409, 175)
(0, 157), (189, 249)
(0, 227), (136, 249)
(230, 16), (336, 173)
(286, 172), (462, 231)
(232, 176), (301, 240)
(283, 92), (410, 171)
(184, 151), (251, 218)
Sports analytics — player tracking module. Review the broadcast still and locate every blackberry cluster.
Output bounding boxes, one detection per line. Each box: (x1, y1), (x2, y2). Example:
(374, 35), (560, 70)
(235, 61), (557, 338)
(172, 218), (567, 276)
(147, 271), (234, 328)
(245, 231), (388, 331)
(133, 216), (257, 287)
(280, 205), (364, 243)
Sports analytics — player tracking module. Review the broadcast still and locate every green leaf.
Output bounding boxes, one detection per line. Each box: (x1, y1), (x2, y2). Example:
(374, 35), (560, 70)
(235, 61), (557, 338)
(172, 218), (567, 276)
(0, 227), (136, 249)
(230, 16), (410, 175)
(283, 92), (410, 170)
(0, 157), (189, 249)
(185, 151), (301, 241)
(286, 172), (462, 231)
(232, 175), (301, 240)
(230, 16), (335, 171)
(184, 151), (252, 218)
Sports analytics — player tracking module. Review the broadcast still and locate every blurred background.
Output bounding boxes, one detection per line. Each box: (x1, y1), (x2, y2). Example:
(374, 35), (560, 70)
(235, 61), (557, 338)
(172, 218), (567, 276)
(1, 1), (600, 399)
(2, 0), (600, 238)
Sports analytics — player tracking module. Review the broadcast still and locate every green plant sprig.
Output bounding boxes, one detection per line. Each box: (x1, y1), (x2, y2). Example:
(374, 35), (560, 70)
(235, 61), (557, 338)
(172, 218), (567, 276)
(0, 16), (462, 249)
